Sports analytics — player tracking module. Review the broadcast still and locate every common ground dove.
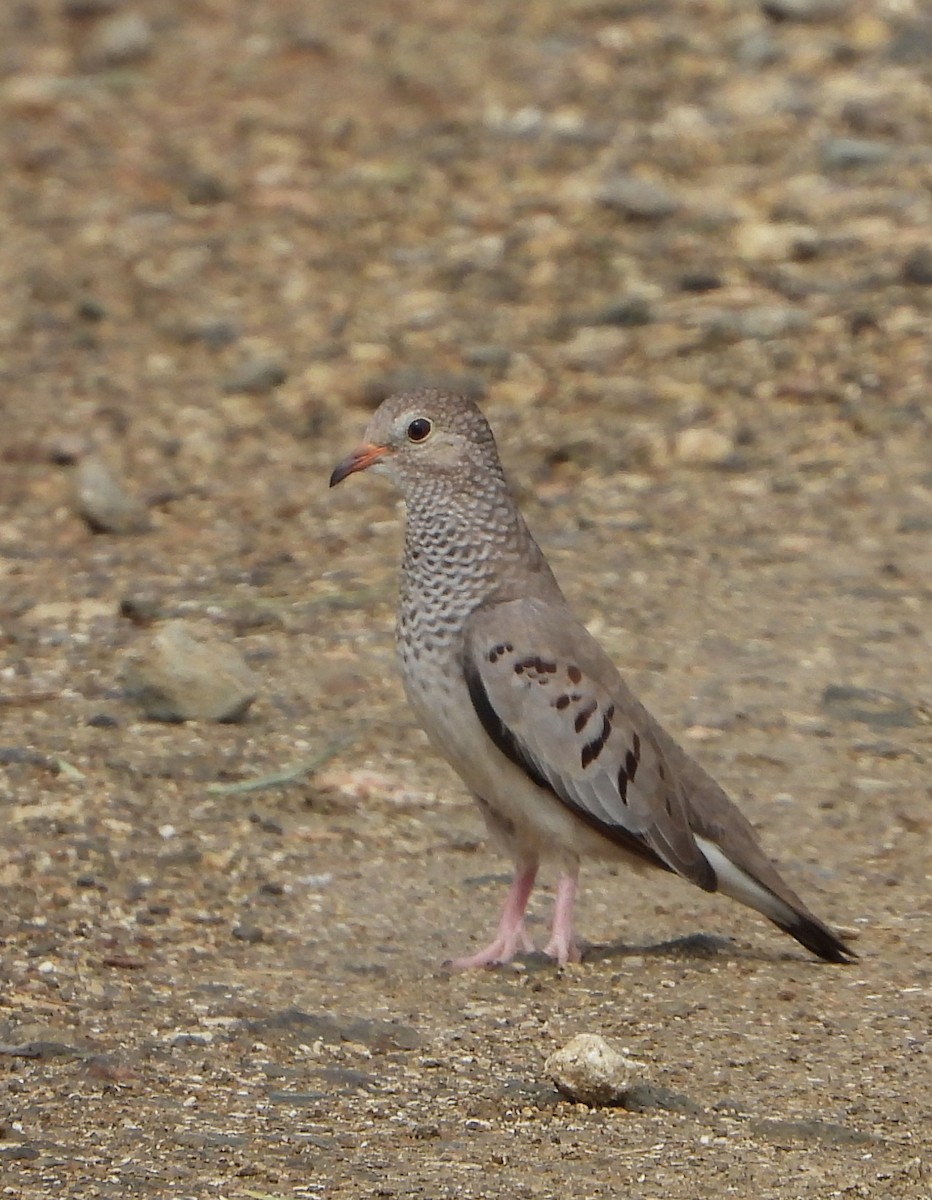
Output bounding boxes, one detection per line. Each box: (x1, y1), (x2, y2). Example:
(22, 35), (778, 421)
(330, 390), (855, 968)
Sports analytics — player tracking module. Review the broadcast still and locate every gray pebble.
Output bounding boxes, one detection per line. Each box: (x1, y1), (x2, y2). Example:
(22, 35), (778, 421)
(821, 138), (895, 170)
(461, 345), (513, 371)
(81, 12), (154, 70)
(734, 30), (783, 67)
(73, 455), (151, 535)
(121, 621), (259, 723)
(223, 358), (287, 395)
(597, 176), (681, 221)
(820, 684), (916, 729)
(700, 305), (809, 343)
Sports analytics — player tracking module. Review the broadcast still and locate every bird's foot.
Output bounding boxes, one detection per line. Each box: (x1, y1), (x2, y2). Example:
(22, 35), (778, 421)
(542, 931), (582, 965)
(444, 923), (536, 970)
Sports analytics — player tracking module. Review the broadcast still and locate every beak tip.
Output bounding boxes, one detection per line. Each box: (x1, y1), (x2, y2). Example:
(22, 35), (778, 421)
(329, 443), (388, 489)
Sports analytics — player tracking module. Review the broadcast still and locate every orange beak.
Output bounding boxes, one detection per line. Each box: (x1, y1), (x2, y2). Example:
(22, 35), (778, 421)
(329, 442), (390, 488)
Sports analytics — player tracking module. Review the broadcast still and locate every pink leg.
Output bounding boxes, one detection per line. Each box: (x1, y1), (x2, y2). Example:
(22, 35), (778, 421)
(542, 869), (581, 964)
(446, 862), (538, 970)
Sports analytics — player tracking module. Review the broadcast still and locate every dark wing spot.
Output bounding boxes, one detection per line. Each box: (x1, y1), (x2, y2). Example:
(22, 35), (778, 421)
(574, 699), (598, 733)
(605, 704), (615, 721)
(625, 748), (639, 781)
(514, 662), (525, 674)
(554, 694), (571, 710)
(657, 762), (666, 781)
(567, 665), (582, 684)
(632, 732), (641, 760)
(504, 643), (514, 652)
(488, 650), (499, 664)
(580, 713), (612, 770)
(617, 767), (629, 804)
(539, 659), (557, 674)
(664, 795), (674, 816)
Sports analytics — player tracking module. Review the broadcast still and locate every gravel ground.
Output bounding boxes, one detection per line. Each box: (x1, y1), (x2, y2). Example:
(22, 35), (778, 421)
(1, 1), (931, 1197)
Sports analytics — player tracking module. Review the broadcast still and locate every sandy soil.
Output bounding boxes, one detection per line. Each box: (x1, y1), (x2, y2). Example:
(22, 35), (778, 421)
(1, 1), (930, 1196)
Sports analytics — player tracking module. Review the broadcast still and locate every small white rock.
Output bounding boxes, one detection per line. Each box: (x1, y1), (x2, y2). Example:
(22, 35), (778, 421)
(545, 1033), (643, 1107)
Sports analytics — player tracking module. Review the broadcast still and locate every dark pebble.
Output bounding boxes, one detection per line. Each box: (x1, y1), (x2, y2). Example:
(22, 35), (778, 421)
(901, 246), (932, 285)
(87, 713), (118, 728)
(62, 0), (120, 15)
(249, 814), (284, 835)
(171, 1034), (210, 1047)
(583, 296), (653, 327)
(848, 310), (879, 335)
(171, 319), (239, 348)
(0, 746), (56, 770)
(232, 923), (265, 944)
(243, 1008), (420, 1051)
(761, 0), (851, 22)
(75, 296), (106, 321)
(821, 684), (916, 728)
(267, 1090), (328, 1106)
(621, 1083), (704, 1115)
(0, 1145), (40, 1161)
(679, 271), (722, 293)
(119, 595), (162, 624)
(184, 171), (230, 206)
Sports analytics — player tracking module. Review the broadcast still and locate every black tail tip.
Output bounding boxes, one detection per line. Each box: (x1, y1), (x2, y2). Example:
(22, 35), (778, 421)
(779, 915), (859, 964)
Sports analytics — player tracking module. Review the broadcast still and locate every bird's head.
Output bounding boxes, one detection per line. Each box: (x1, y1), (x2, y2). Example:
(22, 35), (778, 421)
(329, 389), (502, 492)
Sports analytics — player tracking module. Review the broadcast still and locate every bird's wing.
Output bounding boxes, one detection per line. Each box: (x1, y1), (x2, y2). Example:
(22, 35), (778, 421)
(463, 597), (716, 889)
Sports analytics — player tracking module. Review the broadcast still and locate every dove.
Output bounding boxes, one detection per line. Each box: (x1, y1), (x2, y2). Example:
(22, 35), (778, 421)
(330, 389), (855, 968)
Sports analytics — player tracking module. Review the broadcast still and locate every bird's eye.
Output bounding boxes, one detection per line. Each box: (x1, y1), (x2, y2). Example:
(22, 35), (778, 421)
(406, 417), (432, 443)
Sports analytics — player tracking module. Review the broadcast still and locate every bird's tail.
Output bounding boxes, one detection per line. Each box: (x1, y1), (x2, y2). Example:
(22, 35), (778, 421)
(695, 836), (857, 963)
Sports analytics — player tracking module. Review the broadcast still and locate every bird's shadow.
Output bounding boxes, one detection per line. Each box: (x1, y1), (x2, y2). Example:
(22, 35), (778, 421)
(583, 931), (738, 962)
(508, 931), (790, 973)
